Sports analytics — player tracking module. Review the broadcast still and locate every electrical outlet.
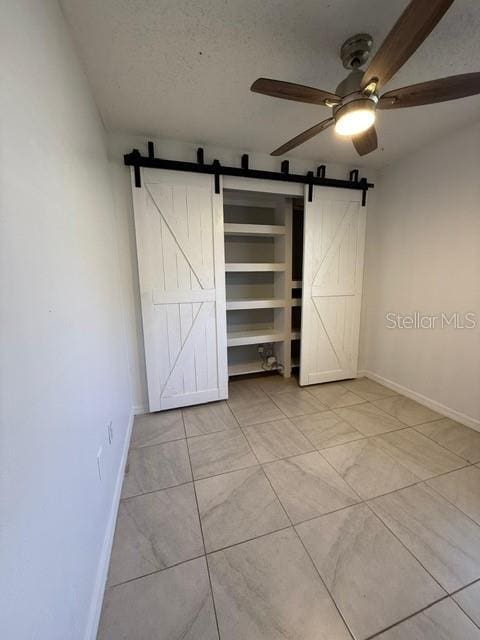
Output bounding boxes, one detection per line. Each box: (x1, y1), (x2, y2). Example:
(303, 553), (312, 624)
(107, 421), (113, 445)
(96, 447), (103, 481)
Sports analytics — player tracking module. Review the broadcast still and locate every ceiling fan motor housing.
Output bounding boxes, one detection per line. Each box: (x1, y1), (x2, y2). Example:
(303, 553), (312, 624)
(340, 33), (373, 70)
(335, 68), (364, 97)
(333, 66), (378, 132)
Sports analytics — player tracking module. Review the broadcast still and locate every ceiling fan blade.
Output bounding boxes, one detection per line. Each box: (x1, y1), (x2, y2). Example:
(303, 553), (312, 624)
(352, 126), (378, 156)
(251, 78), (340, 106)
(271, 118), (335, 156)
(378, 73), (480, 109)
(361, 0), (454, 92)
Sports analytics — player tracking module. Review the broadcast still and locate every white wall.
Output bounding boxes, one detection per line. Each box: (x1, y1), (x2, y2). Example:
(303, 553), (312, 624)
(360, 122), (480, 426)
(0, 2), (133, 639)
(107, 132), (373, 410)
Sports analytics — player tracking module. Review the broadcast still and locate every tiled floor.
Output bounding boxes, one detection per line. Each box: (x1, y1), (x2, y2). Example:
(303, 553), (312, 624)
(98, 376), (480, 640)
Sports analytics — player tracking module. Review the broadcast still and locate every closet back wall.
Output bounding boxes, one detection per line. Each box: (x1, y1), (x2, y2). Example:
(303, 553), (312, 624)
(361, 121), (480, 426)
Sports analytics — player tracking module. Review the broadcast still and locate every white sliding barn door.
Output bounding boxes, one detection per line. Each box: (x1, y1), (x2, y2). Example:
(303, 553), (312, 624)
(131, 168), (227, 411)
(300, 187), (366, 385)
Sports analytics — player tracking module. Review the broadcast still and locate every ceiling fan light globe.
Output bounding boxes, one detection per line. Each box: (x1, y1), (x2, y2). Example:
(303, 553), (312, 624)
(335, 109), (375, 135)
(334, 98), (376, 136)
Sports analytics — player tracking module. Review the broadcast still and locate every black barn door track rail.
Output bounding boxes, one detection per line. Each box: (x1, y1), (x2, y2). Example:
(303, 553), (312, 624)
(124, 142), (374, 206)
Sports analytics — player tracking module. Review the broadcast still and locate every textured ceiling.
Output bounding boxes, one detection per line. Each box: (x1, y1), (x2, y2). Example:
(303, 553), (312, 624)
(61, 0), (480, 168)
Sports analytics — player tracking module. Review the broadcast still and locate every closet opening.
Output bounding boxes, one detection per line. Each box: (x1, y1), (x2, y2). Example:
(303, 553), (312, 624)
(223, 188), (304, 386)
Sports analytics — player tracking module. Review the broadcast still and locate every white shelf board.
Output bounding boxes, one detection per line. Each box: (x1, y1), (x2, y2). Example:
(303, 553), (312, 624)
(225, 263), (286, 272)
(226, 298), (285, 311)
(224, 223), (286, 237)
(227, 328), (285, 347)
(228, 361), (277, 377)
(291, 281), (302, 288)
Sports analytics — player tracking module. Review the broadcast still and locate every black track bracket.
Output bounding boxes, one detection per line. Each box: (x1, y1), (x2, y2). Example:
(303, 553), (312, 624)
(307, 171), (314, 202)
(124, 144), (374, 206)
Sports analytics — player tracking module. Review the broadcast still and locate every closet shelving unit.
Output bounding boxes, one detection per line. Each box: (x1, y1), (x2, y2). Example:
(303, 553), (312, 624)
(225, 263), (286, 272)
(224, 190), (302, 377)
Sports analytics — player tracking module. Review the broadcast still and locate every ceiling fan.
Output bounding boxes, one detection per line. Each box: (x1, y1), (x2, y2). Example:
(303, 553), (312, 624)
(251, 0), (480, 157)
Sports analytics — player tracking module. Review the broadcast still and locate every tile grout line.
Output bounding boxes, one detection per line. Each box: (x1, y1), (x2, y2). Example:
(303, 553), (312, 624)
(329, 404), (411, 434)
(452, 605), (480, 633)
(224, 398), (243, 428)
(316, 437), (421, 503)
(449, 576), (480, 597)
(235, 393), (345, 459)
(300, 432), (367, 451)
(193, 460), (259, 483)
(314, 448), (366, 504)
(138, 378), (472, 442)
(362, 462), (473, 503)
(198, 461), (475, 554)
(112, 459), (479, 591)
(363, 484), (480, 635)
(183, 398), (241, 438)
(314, 425), (473, 504)
(325, 393), (478, 454)
(206, 524), (293, 557)
(298, 441), (480, 633)
(183, 412), (222, 640)
(279, 499), (361, 528)
(291, 518), (356, 638)
(126, 404), (475, 512)
(149, 386), (473, 469)
(450, 578), (480, 632)
(364, 498), (450, 594)
(410, 423), (480, 463)
(107, 480), (480, 632)
(364, 593), (451, 640)
(106, 552), (207, 590)
(423, 472), (480, 532)
(216, 380), (478, 616)
(236, 422), (295, 526)
(121, 380), (479, 640)
(129, 434), (187, 450)
(127, 419), (475, 518)
(133, 399), (477, 464)
(106, 414), (207, 595)
(265, 388), (329, 418)
(371, 407), (447, 429)
(120, 464), (477, 575)
(199, 462), (264, 494)
(120, 478), (194, 502)
(366, 577), (480, 636)
(336, 378), (400, 402)
(186, 426), (236, 439)
(363, 467), (480, 598)
(127, 418), (441, 451)
(241, 416), (357, 640)
(327, 397), (440, 434)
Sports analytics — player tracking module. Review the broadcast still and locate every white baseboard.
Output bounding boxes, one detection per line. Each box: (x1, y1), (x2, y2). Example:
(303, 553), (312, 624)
(358, 369), (480, 431)
(133, 404), (147, 415)
(84, 408), (135, 640)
